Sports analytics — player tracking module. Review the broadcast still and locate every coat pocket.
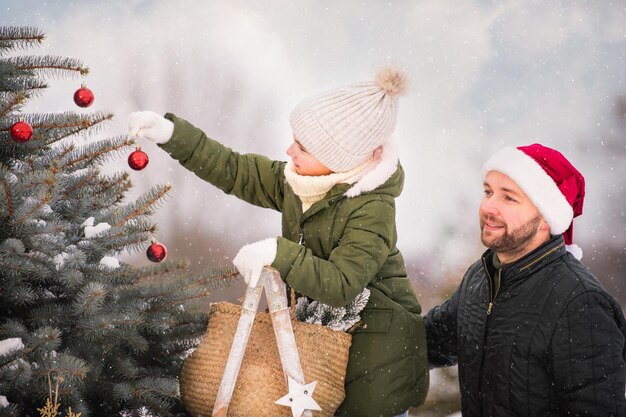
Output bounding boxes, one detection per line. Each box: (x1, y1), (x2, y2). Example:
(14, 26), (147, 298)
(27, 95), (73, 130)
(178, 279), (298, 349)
(353, 308), (393, 333)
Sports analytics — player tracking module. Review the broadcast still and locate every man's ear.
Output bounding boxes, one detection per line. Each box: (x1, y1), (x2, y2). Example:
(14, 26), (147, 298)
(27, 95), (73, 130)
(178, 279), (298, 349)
(539, 218), (551, 232)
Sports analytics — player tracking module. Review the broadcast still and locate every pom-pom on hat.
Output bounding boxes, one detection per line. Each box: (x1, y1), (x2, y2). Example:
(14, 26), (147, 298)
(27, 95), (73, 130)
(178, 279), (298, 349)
(481, 143), (585, 259)
(289, 66), (408, 172)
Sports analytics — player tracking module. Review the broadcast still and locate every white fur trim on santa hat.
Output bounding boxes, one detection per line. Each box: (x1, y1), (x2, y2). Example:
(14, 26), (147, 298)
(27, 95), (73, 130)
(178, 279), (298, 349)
(481, 147), (573, 236)
(566, 243), (583, 260)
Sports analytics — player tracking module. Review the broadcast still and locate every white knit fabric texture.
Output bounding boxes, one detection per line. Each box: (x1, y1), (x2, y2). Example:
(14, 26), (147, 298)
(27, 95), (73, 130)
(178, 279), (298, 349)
(284, 159), (372, 211)
(290, 81), (399, 172)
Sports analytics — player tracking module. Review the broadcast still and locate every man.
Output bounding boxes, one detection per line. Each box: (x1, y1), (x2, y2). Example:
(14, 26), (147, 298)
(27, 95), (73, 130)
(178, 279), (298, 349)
(425, 144), (626, 417)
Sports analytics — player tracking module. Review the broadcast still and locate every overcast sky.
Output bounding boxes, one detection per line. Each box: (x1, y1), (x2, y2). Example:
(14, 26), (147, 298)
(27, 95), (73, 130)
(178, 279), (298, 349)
(3, 0), (625, 274)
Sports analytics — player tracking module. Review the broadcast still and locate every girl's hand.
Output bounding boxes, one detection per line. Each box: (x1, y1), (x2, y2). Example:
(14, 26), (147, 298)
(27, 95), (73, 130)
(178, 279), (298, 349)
(232, 238), (277, 288)
(127, 111), (174, 144)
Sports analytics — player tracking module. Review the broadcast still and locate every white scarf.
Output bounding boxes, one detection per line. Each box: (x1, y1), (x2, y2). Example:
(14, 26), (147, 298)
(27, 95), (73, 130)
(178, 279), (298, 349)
(284, 160), (373, 212)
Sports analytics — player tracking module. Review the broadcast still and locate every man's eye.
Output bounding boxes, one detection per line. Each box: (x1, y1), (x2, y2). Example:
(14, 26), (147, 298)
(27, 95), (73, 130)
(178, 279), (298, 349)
(483, 190), (492, 197)
(505, 195), (517, 202)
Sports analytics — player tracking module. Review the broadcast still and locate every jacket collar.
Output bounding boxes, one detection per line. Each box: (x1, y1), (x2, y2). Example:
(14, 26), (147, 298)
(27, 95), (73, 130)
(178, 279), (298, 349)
(482, 235), (567, 280)
(289, 143), (401, 222)
(345, 142), (399, 198)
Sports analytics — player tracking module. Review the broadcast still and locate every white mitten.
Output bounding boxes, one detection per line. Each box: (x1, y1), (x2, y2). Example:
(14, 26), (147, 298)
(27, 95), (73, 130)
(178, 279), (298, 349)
(232, 238), (277, 288)
(127, 111), (174, 144)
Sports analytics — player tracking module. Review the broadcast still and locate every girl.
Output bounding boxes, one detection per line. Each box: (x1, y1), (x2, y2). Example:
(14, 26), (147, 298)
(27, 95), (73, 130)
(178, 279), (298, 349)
(128, 67), (428, 417)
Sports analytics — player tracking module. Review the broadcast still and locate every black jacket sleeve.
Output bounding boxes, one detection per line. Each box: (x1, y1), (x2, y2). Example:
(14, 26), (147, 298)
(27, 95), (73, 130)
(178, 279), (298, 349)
(550, 290), (626, 416)
(424, 285), (461, 368)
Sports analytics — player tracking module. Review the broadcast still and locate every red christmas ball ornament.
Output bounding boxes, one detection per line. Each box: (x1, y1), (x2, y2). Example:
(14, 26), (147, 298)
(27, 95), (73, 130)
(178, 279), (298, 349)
(73, 84), (94, 107)
(147, 241), (167, 263)
(128, 147), (149, 170)
(10, 121), (33, 143)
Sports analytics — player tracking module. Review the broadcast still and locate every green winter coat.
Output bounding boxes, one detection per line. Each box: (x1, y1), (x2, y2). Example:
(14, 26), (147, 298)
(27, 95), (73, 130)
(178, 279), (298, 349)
(161, 113), (429, 417)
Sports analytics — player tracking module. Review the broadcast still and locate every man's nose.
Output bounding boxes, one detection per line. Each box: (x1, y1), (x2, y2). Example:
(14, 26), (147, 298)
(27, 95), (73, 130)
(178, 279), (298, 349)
(480, 197), (499, 216)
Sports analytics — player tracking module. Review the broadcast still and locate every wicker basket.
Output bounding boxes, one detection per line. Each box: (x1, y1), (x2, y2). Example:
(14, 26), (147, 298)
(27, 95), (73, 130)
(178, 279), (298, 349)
(180, 301), (352, 417)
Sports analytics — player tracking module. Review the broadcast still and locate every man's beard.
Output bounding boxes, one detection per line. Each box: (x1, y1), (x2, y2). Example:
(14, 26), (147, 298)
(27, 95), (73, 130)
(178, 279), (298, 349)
(480, 214), (542, 255)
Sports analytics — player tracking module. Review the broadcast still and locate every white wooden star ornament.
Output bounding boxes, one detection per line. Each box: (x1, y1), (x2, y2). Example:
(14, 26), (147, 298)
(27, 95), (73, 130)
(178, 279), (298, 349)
(274, 376), (322, 417)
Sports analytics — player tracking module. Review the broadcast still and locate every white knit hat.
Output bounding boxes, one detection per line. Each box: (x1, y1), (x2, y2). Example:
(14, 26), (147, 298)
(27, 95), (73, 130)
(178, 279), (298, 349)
(289, 67), (408, 172)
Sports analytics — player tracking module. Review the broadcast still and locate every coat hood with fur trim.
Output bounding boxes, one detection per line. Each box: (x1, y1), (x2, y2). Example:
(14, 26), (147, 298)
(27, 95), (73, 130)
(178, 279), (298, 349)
(345, 142), (401, 198)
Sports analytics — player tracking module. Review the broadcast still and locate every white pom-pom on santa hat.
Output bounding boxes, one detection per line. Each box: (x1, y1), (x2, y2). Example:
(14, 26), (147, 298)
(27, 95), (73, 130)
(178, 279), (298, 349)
(565, 243), (583, 260)
(481, 143), (585, 260)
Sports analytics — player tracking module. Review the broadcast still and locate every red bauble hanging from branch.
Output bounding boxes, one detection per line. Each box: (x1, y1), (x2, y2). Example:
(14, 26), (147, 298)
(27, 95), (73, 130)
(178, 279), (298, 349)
(74, 84), (94, 107)
(10, 121), (33, 143)
(128, 147), (149, 170)
(147, 241), (167, 263)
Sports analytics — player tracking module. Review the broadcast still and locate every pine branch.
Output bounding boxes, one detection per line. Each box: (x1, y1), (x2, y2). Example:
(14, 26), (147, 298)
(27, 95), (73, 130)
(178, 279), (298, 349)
(0, 338), (24, 369)
(0, 26), (45, 56)
(109, 357), (140, 380)
(199, 264), (240, 290)
(143, 310), (208, 336)
(77, 172), (131, 212)
(0, 282), (38, 308)
(113, 185), (171, 228)
(29, 305), (73, 330)
(78, 314), (149, 352)
(0, 113), (115, 161)
(81, 263), (138, 287)
(0, 239), (53, 284)
(131, 272), (217, 312)
(6, 55), (88, 78)
(33, 353), (90, 382)
(28, 326), (63, 355)
(27, 111), (109, 130)
(32, 112), (114, 147)
(0, 320), (28, 341)
(0, 72), (47, 94)
(0, 169), (14, 220)
(0, 353), (32, 396)
(57, 270), (86, 291)
(57, 178), (132, 223)
(155, 324), (207, 351)
(150, 287), (211, 313)
(112, 378), (178, 415)
(56, 144), (75, 161)
(87, 223), (157, 255)
(137, 259), (191, 279)
(73, 282), (107, 316)
(13, 188), (52, 228)
(0, 91), (27, 118)
(98, 172), (131, 195)
(60, 169), (100, 199)
(22, 226), (67, 255)
(60, 135), (131, 170)
(16, 167), (56, 193)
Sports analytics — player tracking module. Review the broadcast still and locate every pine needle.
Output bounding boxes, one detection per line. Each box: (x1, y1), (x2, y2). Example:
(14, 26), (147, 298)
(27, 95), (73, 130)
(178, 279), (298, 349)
(0, 26), (45, 56)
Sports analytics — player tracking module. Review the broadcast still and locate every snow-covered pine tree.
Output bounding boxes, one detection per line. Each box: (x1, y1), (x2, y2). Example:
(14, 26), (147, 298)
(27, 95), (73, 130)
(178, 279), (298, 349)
(0, 26), (230, 417)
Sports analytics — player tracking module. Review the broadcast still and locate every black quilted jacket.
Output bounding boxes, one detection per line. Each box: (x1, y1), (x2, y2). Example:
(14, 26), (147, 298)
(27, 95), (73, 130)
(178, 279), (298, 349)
(425, 236), (626, 417)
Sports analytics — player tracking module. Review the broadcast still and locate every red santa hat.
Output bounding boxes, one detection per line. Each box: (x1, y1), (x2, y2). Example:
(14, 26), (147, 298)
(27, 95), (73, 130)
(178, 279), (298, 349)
(481, 143), (585, 259)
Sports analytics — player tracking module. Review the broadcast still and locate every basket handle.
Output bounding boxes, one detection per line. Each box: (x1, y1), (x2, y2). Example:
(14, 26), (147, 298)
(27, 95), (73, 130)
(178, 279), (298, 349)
(212, 267), (313, 417)
(290, 287), (297, 322)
